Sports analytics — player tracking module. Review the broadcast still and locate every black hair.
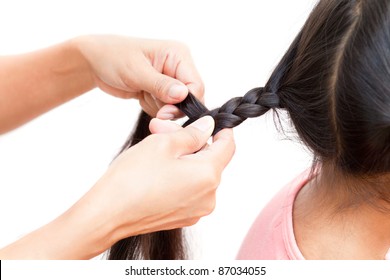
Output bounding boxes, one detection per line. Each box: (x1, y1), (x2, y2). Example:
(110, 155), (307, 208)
(108, 0), (390, 259)
(107, 111), (186, 260)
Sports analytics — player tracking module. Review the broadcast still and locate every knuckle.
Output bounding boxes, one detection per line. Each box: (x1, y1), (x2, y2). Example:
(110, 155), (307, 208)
(156, 134), (172, 150)
(202, 164), (220, 187)
(161, 40), (190, 61)
(204, 198), (216, 216)
(186, 218), (201, 226)
(119, 60), (139, 88)
(195, 197), (216, 218)
(185, 129), (202, 150)
(167, 40), (190, 53)
(189, 82), (205, 98)
(146, 133), (171, 150)
(142, 133), (157, 147)
(229, 138), (237, 156)
(119, 71), (133, 88)
(153, 78), (169, 98)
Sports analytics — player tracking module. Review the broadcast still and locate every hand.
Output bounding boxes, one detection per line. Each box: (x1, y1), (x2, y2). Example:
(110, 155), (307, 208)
(0, 116), (234, 259)
(83, 116), (234, 239)
(74, 35), (204, 118)
(44, 116), (234, 259)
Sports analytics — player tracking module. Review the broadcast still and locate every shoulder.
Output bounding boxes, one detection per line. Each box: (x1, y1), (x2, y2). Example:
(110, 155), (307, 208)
(236, 170), (311, 260)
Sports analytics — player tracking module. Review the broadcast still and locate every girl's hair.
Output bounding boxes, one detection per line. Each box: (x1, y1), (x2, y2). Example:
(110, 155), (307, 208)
(108, 0), (390, 259)
(107, 111), (186, 260)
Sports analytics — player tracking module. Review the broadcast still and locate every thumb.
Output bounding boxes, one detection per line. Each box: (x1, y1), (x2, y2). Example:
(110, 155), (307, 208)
(141, 65), (188, 104)
(169, 116), (215, 156)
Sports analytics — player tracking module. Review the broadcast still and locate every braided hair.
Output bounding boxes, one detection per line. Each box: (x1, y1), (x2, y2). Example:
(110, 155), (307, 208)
(108, 0), (390, 259)
(178, 88), (280, 136)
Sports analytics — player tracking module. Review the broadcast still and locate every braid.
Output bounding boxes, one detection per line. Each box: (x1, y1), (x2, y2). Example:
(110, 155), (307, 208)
(177, 87), (280, 135)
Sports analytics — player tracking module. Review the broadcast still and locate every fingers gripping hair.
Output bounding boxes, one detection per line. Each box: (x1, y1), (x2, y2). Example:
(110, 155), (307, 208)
(177, 87), (281, 135)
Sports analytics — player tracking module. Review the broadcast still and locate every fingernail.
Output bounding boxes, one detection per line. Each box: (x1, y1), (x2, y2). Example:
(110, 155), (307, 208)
(157, 106), (177, 119)
(385, 248), (390, 260)
(169, 84), (187, 100)
(158, 112), (175, 120)
(189, 116), (214, 132)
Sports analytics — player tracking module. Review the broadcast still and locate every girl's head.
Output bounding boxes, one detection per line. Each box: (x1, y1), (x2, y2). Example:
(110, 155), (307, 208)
(274, 0), (390, 176)
(110, 0), (390, 260)
(181, 0), (390, 179)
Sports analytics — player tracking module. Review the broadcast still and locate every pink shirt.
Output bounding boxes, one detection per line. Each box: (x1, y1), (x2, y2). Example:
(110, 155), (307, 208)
(236, 170), (311, 260)
(237, 170), (390, 260)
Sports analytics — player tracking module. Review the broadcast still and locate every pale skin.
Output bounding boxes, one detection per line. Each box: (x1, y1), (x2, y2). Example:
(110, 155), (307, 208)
(293, 166), (390, 260)
(0, 35), (235, 259)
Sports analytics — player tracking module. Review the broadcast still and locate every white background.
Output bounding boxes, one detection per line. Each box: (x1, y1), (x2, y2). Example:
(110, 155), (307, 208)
(0, 0), (315, 260)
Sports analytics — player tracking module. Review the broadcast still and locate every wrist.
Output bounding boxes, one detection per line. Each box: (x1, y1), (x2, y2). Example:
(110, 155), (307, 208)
(0, 204), (113, 259)
(59, 191), (118, 259)
(68, 36), (97, 89)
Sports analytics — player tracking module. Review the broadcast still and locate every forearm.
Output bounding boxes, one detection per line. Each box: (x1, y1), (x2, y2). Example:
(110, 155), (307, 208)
(0, 201), (114, 260)
(0, 39), (95, 134)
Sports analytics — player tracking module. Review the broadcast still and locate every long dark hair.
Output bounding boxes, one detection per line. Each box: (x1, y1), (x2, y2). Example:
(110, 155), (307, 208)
(107, 111), (186, 259)
(108, 0), (390, 259)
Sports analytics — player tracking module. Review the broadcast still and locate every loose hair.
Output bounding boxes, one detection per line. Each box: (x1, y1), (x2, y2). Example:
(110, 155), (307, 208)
(108, 0), (390, 259)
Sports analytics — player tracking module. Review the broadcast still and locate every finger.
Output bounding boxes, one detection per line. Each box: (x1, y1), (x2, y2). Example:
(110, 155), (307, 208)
(157, 44), (204, 103)
(143, 92), (160, 114)
(136, 63), (189, 104)
(149, 118), (182, 134)
(175, 59), (205, 103)
(96, 79), (134, 99)
(155, 98), (165, 110)
(169, 116), (214, 156)
(139, 95), (157, 117)
(199, 142), (210, 152)
(157, 105), (184, 120)
(385, 248), (390, 260)
(199, 128), (236, 173)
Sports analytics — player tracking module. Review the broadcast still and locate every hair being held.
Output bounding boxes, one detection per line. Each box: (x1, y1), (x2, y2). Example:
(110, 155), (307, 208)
(108, 0), (390, 259)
